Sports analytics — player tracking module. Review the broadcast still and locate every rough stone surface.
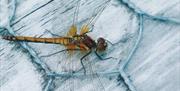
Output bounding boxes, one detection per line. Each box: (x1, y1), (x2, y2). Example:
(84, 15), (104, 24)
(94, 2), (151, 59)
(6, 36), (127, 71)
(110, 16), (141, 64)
(0, 0), (179, 91)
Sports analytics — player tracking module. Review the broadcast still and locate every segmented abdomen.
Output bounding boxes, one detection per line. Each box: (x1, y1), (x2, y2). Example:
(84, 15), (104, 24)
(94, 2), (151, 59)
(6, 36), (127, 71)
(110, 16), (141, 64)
(2, 36), (72, 45)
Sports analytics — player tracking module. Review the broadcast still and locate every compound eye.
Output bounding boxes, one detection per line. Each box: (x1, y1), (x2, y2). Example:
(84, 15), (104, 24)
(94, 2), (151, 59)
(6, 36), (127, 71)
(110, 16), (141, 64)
(97, 37), (107, 51)
(97, 37), (104, 43)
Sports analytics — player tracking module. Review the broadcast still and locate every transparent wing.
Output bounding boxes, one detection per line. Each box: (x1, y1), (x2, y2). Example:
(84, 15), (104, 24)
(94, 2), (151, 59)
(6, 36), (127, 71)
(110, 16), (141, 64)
(80, 0), (111, 35)
(80, 24), (89, 35)
(88, 0), (111, 26)
(66, 0), (81, 54)
(66, 25), (77, 54)
(67, 25), (77, 37)
(87, 59), (105, 91)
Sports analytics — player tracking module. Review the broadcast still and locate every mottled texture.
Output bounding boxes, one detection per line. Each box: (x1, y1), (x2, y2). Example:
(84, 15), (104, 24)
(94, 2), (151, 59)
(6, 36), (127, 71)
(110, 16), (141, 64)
(0, 0), (179, 91)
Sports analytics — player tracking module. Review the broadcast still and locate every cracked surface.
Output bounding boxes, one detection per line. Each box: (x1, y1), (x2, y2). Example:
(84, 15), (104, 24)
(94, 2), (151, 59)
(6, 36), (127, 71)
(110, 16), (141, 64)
(0, 0), (180, 91)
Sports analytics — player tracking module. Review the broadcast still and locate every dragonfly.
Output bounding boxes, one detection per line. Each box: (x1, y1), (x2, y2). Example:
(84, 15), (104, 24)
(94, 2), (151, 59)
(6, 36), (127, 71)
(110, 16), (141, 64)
(2, 0), (114, 75)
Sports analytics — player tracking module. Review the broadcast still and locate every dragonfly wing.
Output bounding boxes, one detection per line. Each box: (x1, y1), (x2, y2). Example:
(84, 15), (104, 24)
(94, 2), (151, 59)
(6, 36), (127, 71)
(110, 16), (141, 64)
(67, 25), (77, 37)
(66, 25), (77, 54)
(80, 24), (89, 35)
(80, 0), (111, 35)
(87, 58), (105, 91)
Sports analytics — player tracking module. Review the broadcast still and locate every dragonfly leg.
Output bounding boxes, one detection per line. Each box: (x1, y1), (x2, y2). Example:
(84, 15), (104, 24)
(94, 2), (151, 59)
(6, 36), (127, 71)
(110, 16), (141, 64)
(95, 51), (117, 61)
(80, 51), (92, 75)
(105, 39), (114, 46)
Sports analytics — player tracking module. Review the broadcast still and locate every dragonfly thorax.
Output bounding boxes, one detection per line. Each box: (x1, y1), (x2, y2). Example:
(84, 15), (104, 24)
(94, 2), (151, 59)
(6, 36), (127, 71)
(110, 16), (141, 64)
(80, 35), (107, 52)
(81, 35), (97, 49)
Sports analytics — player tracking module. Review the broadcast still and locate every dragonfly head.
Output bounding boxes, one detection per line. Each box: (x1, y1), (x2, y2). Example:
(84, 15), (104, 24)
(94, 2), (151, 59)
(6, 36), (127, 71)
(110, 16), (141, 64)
(96, 37), (107, 51)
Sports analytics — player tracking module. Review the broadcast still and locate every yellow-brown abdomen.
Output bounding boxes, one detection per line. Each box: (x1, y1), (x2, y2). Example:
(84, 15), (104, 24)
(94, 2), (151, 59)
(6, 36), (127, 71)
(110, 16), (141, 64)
(2, 36), (72, 45)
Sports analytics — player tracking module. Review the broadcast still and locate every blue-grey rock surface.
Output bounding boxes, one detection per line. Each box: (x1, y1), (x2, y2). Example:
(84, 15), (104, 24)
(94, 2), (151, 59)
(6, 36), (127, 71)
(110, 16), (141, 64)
(0, 0), (179, 91)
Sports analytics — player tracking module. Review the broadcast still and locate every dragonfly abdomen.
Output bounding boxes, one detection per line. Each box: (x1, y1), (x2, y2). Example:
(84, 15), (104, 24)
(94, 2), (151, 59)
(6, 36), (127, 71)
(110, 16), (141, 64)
(3, 36), (72, 45)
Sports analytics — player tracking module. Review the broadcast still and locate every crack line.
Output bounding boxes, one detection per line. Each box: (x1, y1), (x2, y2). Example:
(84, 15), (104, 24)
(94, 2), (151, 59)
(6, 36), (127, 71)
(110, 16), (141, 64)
(120, 14), (143, 70)
(11, 0), (54, 26)
(44, 77), (54, 91)
(1, 0), (179, 91)
(0, 0), (51, 90)
(120, 0), (180, 24)
(47, 71), (120, 77)
(119, 14), (143, 91)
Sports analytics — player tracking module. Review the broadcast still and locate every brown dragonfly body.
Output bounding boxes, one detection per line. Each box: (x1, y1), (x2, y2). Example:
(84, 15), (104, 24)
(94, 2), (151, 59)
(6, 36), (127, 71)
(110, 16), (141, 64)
(3, 25), (107, 52)
(2, 0), (113, 74)
(2, 25), (110, 74)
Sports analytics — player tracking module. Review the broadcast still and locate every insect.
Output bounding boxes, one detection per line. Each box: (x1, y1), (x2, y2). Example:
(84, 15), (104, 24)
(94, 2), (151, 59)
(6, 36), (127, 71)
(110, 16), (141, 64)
(2, 0), (114, 74)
